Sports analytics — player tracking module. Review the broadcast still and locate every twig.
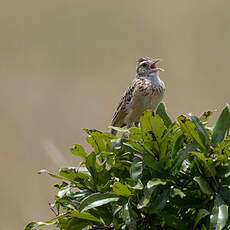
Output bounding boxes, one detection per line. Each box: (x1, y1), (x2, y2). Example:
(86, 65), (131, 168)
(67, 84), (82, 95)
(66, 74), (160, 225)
(48, 201), (58, 217)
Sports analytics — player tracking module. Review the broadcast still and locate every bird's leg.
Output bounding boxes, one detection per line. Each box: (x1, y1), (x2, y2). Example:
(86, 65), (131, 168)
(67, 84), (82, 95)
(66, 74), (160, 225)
(111, 128), (117, 136)
(134, 122), (139, 127)
(121, 133), (129, 139)
(121, 123), (131, 139)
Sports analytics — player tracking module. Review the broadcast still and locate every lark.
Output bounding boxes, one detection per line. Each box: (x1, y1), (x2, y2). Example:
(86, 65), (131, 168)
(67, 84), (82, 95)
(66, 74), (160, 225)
(111, 57), (165, 135)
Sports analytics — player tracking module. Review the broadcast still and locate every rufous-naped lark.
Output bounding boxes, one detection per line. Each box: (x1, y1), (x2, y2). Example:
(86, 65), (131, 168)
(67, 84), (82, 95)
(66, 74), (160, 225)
(111, 57), (165, 135)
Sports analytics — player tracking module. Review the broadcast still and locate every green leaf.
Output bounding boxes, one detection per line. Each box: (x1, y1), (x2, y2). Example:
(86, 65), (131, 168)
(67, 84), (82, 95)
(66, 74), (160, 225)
(75, 171), (92, 183)
(57, 185), (71, 198)
(219, 187), (230, 204)
(201, 225), (207, 230)
(137, 187), (155, 209)
(67, 190), (92, 203)
(147, 189), (169, 214)
(95, 168), (111, 191)
(122, 203), (131, 226)
(112, 182), (131, 197)
(205, 158), (216, 177)
(88, 205), (113, 226)
(70, 144), (87, 159)
(171, 195), (205, 209)
(122, 202), (138, 227)
(163, 213), (189, 230)
(122, 142), (142, 153)
(171, 143), (195, 174)
(25, 220), (56, 230)
(142, 153), (165, 174)
(130, 157), (143, 183)
(109, 126), (129, 133)
(57, 216), (92, 230)
(177, 115), (208, 151)
(216, 165), (230, 178)
(200, 111), (213, 122)
(129, 127), (143, 141)
(191, 151), (206, 162)
(191, 152), (216, 177)
(38, 169), (66, 180)
(69, 210), (101, 223)
(172, 132), (185, 159)
(171, 148), (188, 174)
(138, 184), (168, 213)
(85, 152), (99, 182)
(130, 179), (144, 190)
(193, 209), (209, 230)
(212, 105), (230, 147)
(156, 102), (172, 128)
(190, 114), (210, 148)
(140, 110), (167, 142)
(79, 193), (119, 212)
(170, 188), (186, 198)
(84, 129), (106, 152)
(59, 167), (78, 181)
(210, 195), (228, 230)
(194, 176), (213, 195)
(147, 178), (166, 189)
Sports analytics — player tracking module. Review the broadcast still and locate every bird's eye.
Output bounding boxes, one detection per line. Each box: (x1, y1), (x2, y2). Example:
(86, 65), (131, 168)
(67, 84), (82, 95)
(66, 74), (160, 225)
(142, 63), (147, 67)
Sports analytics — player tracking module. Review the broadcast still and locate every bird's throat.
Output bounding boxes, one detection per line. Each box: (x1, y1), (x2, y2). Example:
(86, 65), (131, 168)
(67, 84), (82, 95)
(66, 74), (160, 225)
(151, 73), (161, 84)
(139, 72), (161, 85)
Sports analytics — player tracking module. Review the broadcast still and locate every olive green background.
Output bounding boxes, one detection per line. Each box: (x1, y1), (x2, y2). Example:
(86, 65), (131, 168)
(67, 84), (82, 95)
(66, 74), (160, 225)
(0, 0), (229, 229)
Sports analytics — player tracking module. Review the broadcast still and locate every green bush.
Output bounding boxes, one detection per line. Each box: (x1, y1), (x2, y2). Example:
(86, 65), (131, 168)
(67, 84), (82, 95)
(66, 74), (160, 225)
(25, 103), (230, 230)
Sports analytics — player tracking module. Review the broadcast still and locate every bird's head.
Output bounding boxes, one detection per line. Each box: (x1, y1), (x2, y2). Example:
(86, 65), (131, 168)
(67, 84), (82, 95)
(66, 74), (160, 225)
(136, 57), (164, 76)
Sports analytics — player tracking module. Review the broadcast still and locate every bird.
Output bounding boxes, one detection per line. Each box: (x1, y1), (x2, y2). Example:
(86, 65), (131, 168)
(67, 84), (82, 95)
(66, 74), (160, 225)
(111, 56), (165, 135)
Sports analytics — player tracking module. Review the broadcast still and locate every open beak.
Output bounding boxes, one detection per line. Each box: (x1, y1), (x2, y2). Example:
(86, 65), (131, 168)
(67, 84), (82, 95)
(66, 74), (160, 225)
(150, 58), (164, 72)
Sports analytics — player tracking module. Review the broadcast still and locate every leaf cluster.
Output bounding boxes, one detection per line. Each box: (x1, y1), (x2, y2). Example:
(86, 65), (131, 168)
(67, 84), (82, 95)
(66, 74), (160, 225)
(25, 103), (230, 230)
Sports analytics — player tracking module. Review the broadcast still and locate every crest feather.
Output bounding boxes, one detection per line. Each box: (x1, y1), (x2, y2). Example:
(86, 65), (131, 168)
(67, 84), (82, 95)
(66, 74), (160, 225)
(136, 56), (151, 65)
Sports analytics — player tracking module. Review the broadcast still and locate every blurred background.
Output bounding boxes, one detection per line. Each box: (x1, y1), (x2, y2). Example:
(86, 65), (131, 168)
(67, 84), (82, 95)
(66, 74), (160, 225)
(0, 0), (229, 229)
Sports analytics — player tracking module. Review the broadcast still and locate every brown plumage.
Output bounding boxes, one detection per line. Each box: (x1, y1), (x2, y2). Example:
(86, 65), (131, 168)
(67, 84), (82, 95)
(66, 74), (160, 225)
(111, 57), (165, 135)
